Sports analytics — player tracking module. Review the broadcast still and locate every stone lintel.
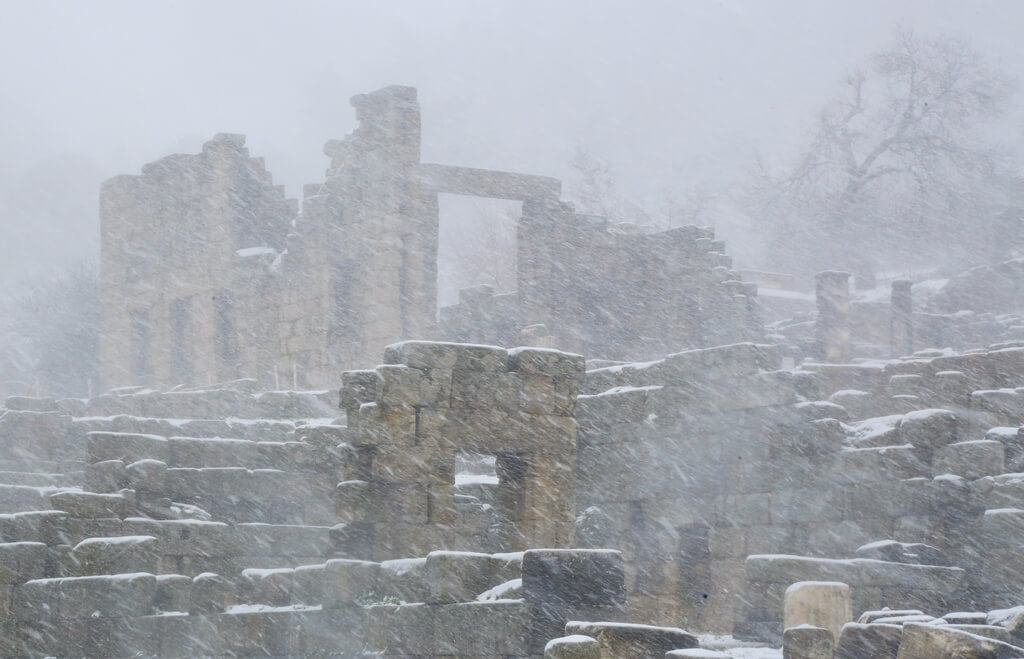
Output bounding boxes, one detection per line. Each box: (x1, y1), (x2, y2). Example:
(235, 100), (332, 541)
(419, 163), (561, 201)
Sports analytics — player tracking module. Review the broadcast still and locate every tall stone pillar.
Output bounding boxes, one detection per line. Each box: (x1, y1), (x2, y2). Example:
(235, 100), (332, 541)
(890, 279), (913, 357)
(815, 271), (851, 363)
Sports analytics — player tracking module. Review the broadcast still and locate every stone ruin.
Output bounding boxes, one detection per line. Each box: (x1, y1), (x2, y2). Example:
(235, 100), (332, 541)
(3, 85), (1024, 657)
(3, 329), (1024, 656)
(98, 85), (762, 392)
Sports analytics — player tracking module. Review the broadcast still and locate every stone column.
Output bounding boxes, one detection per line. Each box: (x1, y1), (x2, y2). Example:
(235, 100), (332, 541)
(784, 581), (852, 644)
(814, 271), (851, 363)
(890, 279), (913, 357)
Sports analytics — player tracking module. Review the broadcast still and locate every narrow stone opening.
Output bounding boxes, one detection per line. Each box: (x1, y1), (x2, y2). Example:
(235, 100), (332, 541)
(129, 308), (151, 383)
(453, 450), (499, 506)
(169, 297), (193, 384)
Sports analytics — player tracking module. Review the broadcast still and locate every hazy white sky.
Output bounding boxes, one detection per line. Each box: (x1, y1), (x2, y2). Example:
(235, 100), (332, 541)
(2, 0), (1023, 282)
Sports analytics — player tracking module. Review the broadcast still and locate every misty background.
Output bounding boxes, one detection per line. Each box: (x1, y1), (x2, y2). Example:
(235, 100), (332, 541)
(5, 1), (1024, 279)
(2, 0), (1024, 395)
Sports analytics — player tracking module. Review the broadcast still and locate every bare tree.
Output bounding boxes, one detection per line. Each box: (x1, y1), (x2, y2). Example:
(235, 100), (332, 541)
(747, 29), (1016, 284)
(569, 146), (709, 230)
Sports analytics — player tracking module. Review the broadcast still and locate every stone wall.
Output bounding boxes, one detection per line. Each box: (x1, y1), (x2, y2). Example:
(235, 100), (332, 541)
(574, 341), (1024, 640)
(5, 338), (1024, 655)
(336, 341), (584, 560)
(99, 85), (764, 393)
(443, 216), (764, 362)
(100, 135), (297, 389)
(576, 343), (807, 631)
(0, 544), (626, 658)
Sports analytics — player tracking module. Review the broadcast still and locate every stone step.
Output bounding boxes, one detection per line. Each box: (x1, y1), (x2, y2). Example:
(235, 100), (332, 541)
(70, 535), (159, 576)
(51, 519), (337, 577)
(79, 389), (336, 421)
(12, 572), (158, 620)
(0, 485), (53, 514)
(166, 436), (318, 470)
(0, 471), (82, 487)
(0, 458), (61, 473)
(165, 468), (329, 524)
(74, 415), (302, 443)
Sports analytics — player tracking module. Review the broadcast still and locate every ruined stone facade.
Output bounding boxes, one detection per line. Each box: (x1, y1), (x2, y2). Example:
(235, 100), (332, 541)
(9, 83), (1022, 657)
(4, 332), (1024, 656)
(99, 85), (762, 391)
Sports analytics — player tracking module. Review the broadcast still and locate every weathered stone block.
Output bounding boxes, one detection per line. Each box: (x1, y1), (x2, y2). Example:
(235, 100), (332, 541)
(354, 402), (416, 445)
(418, 405), (576, 454)
(576, 386), (658, 428)
(771, 488), (842, 525)
(0, 542), (47, 584)
(372, 445), (452, 484)
(783, 624), (834, 659)
(563, 621), (698, 658)
(523, 549), (625, 608)
(167, 437), (259, 468)
(71, 535), (158, 576)
(896, 621), (1024, 658)
(4, 396), (57, 412)
(662, 343), (780, 380)
(376, 364), (424, 407)
(376, 557), (430, 603)
(124, 518), (235, 557)
(154, 574), (191, 613)
(323, 559), (380, 607)
(49, 490), (132, 519)
(418, 368), (454, 408)
(746, 554), (965, 593)
(372, 522), (450, 561)
(835, 622), (902, 659)
(943, 625), (1014, 644)
(87, 432), (168, 464)
(85, 459), (128, 493)
(335, 480), (428, 524)
(425, 550), (502, 603)
(385, 340), (508, 371)
(138, 609), (224, 656)
(989, 605), (1024, 646)
(14, 572), (157, 619)
(189, 572), (236, 615)
(933, 440), (1005, 479)
(364, 601), (433, 655)
(0, 510), (68, 545)
(125, 458), (167, 492)
(898, 408), (961, 455)
(544, 634), (601, 658)
(234, 523), (332, 558)
(509, 347), (586, 379)
(241, 567), (294, 606)
(433, 599), (531, 655)
(451, 370), (520, 412)
(832, 445), (929, 484)
(384, 341), (458, 369)
(784, 581), (852, 643)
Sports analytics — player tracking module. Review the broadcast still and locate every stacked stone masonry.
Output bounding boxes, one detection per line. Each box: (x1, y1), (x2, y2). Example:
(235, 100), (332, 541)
(4, 337), (1024, 656)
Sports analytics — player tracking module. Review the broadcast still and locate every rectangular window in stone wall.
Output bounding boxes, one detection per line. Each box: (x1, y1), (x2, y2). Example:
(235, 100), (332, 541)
(331, 260), (357, 340)
(214, 290), (238, 370)
(170, 297), (193, 384)
(129, 309), (151, 383)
